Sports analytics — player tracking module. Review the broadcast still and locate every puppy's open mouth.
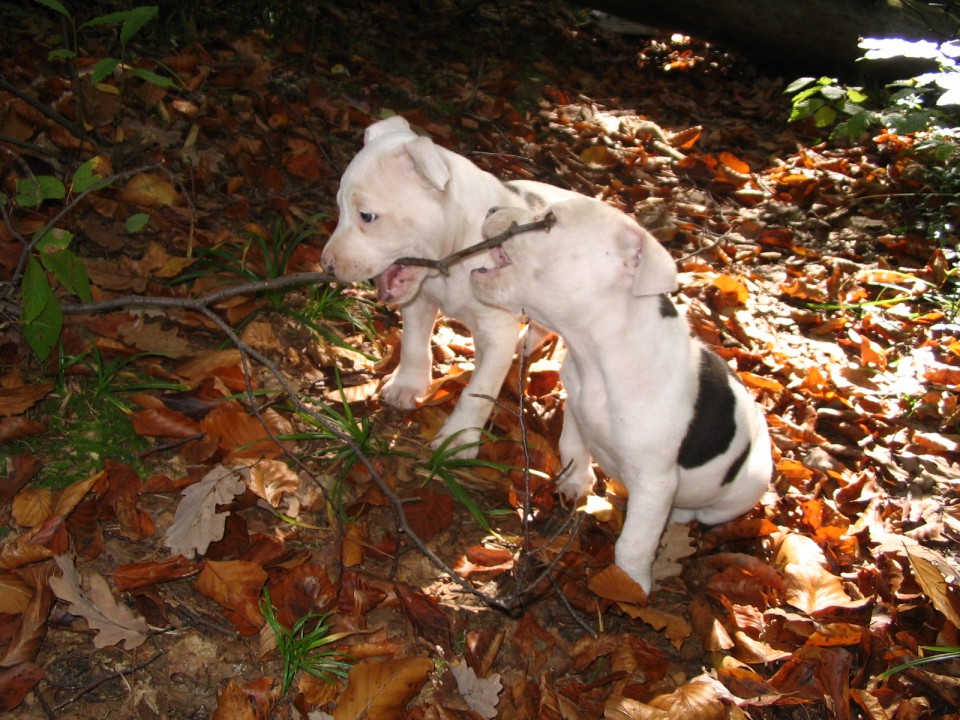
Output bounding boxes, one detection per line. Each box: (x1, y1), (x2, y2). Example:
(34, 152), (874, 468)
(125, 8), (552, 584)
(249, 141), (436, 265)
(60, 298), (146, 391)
(476, 245), (512, 274)
(376, 263), (419, 303)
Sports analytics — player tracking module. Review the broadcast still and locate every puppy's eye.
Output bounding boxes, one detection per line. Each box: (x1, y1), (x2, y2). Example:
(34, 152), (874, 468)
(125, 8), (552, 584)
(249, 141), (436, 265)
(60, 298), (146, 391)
(359, 211), (377, 223)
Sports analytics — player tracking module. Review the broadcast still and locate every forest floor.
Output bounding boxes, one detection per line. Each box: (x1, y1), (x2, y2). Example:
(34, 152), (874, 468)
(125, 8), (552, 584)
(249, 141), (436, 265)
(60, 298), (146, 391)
(1, 1), (959, 719)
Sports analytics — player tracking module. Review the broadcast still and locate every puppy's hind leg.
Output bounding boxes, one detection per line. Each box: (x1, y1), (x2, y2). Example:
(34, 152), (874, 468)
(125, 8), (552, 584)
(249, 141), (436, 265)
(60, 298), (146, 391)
(556, 413), (597, 501)
(615, 469), (676, 594)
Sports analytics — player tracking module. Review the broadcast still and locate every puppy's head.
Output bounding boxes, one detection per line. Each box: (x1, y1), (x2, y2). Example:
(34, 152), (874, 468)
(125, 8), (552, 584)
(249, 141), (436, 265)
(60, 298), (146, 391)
(321, 116), (453, 304)
(471, 197), (677, 324)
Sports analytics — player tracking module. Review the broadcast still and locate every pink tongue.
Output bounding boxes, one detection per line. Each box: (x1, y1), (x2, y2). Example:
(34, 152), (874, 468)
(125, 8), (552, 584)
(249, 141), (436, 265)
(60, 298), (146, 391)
(376, 264), (403, 302)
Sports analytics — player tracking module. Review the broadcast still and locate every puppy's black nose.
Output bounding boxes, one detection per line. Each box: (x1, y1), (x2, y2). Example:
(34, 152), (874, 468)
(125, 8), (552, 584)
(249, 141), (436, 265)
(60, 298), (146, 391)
(486, 206), (500, 217)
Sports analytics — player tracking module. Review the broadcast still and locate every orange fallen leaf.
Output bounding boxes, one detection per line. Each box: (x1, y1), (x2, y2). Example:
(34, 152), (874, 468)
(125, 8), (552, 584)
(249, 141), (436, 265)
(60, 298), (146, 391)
(331, 656), (434, 720)
(0, 382), (53, 417)
(195, 560), (266, 634)
(588, 564), (647, 605)
(212, 680), (256, 720)
(119, 172), (179, 207)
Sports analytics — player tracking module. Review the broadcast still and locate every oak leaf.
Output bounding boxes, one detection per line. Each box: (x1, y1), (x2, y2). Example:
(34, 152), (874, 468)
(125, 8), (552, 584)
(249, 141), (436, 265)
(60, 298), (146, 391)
(49, 555), (148, 649)
(164, 464), (246, 559)
(451, 660), (501, 719)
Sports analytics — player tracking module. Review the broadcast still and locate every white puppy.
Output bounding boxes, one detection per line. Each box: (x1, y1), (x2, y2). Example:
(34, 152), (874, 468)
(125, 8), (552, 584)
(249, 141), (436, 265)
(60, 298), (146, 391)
(322, 116), (578, 455)
(471, 198), (772, 593)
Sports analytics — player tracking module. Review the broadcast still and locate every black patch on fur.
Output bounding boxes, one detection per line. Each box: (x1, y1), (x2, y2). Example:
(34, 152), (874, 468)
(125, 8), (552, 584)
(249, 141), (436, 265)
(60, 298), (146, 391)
(720, 444), (750, 486)
(678, 349), (737, 469)
(659, 294), (678, 318)
(503, 181), (523, 197)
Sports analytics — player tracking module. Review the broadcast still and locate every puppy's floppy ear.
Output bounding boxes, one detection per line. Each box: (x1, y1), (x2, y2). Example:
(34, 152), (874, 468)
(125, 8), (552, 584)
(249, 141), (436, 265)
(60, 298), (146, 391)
(404, 136), (451, 191)
(626, 224), (678, 297)
(364, 115), (412, 144)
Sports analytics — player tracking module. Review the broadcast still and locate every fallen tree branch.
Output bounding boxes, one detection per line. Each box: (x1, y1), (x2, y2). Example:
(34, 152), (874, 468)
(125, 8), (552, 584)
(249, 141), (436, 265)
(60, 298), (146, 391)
(393, 212), (556, 276)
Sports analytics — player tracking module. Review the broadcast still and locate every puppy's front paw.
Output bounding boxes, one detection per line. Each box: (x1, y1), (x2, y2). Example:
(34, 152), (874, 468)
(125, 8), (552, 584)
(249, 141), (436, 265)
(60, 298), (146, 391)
(380, 369), (429, 409)
(556, 464), (597, 502)
(616, 558), (653, 596)
(431, 425), (482, 459)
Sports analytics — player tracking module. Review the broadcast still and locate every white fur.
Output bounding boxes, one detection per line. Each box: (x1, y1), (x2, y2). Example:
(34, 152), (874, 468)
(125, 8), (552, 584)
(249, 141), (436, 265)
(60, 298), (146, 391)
(471, 198), (772, 593)
(321, 116), (578, 455)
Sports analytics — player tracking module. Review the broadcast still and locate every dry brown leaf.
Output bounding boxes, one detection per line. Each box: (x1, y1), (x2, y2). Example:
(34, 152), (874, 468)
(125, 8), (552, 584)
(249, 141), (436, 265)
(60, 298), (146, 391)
(451, 660), (501, 719)
(53, 471), (104, 518)
(164, 464), (246, 559)
(11, 489), (54, 529)
(648, 680), (727, 720)
(332, 656), (434, 720)
(119, 172), (179, 206)
(1, 569), (54, 667)
(652, 521), (697, 585)
(200, 404), (290, 459)
(49, 555), (148, 649)
(0, 382), (53, 417)
(0, 663), (44, 713)
(906, 546), (960, 628)
(0, 535), (54, 570)
(342, 522), (366, 568)
(194, 560), (266, 634)
(174, 350), (243, 386)
(0, 416), (46, 443)
(618, 605), (692, 650)
(774, 533), (859, 614)
(245, 459), (299, 508)
(0, 572), (32, 614)
(131, 407), (202, 439)
(588, 564), (647, 605)
(604, 694), (670, 719)
(118, 320), (192, 357)
(212, 679), (256, 720)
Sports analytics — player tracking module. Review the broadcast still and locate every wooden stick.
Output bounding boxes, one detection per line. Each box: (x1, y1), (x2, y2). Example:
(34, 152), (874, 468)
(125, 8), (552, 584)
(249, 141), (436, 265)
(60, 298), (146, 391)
(393, 211), (556, 276)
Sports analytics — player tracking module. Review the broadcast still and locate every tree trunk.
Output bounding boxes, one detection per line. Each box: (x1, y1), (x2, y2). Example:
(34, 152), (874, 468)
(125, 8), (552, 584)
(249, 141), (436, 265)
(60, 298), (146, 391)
(583, 0), (958, 77)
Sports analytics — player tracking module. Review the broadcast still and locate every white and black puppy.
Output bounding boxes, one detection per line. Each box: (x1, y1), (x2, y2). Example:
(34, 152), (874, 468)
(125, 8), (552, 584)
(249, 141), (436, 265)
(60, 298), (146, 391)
(321, 116), (579, 456)
(471, 197), (773, 593)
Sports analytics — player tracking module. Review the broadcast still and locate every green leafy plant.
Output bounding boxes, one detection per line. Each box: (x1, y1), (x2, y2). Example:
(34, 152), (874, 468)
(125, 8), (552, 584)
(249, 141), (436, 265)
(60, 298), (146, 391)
(260, 588), (353, 694)
(785, 76), (874, 139)
(178, 217), (315, 288)
(299, 283), (377, 346)
(0, 378), (151, 489)
(34, 0), (172, 89)
(61, 345), (187, 413)
(419, 429), (522, 537)
(787, 38), (960, 141)
(8, 158), (111, 360)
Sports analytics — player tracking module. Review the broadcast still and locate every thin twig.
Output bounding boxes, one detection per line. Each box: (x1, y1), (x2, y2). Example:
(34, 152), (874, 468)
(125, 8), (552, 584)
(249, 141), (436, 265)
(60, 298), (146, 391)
(393, 212), (556, 276)
(549, 573), (598, 638)
(61, 271), (335, 315)
(0, 73), (88, 142)
(51, 651), (164, 713)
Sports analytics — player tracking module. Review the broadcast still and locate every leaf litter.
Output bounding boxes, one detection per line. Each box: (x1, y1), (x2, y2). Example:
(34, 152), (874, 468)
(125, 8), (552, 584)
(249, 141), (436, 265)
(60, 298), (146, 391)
(1, 0), (959, 718)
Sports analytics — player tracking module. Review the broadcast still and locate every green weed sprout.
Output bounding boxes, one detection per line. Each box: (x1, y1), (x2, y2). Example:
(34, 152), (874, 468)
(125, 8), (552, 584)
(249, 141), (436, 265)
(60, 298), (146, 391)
(881, 645), (960, 679)
(260, 588), (353, 694)
(421, 429), (520, 538)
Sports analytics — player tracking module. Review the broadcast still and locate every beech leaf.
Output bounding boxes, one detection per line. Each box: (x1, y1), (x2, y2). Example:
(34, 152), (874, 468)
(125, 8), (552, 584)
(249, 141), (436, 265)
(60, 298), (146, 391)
(332, 656), (433, 720)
